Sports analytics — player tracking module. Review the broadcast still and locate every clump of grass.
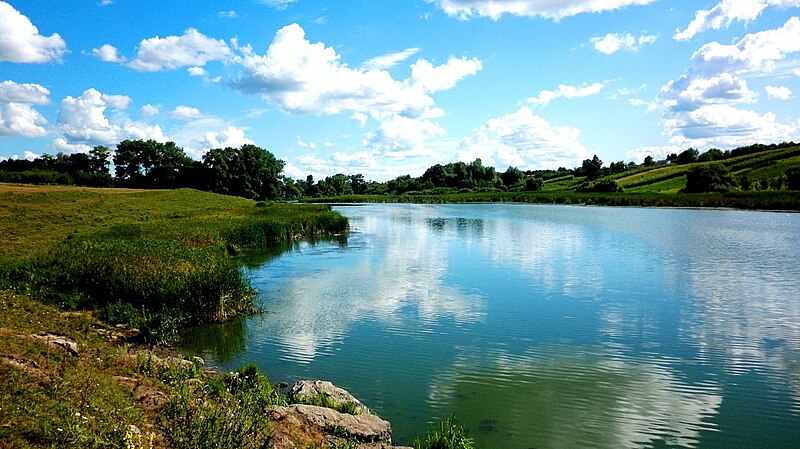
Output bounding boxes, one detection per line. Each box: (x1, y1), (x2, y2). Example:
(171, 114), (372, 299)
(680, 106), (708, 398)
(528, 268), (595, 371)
(413, 416), (476, 449)
(159, 363), (281, 449)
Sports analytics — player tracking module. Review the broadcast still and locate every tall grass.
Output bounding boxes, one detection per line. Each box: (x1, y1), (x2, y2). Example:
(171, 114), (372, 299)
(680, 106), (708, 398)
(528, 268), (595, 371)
(0, 187), (348, 344)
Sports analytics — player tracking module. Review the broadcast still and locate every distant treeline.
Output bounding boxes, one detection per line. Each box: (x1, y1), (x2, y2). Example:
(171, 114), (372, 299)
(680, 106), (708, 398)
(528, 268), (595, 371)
(1, 140), (798, 199)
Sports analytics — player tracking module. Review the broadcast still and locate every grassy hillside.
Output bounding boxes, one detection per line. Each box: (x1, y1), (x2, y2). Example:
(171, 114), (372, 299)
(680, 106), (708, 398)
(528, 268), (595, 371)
(0, 185), (348, 342)
(306, 145), (800, 210)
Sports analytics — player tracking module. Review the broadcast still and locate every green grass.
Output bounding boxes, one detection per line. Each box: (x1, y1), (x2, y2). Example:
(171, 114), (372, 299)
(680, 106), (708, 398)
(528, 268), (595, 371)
(306, 146), (800, 210)
(0, 185), (348, 343)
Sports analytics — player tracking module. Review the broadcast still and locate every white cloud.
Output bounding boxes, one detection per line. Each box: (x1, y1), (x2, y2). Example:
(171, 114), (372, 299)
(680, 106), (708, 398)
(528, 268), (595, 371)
(662, 104), (796, 148)
(56, 88), (166, 146)
(426, 0), (654, 21)
(659, 73), (756, 111)
(128, 28), (232, 72)
(364, 116), (445, 159)
(674, 0), (800, 41)
(351, 112), (368, 127)
(99, 0), (113, 5)
(0, 1), (66, 63)
(591, 33), (657, 54)
(195, 125), (254, 150)
(218, 10), (237, 18)
(258, 0), (297, 10)
(528, 82), (605, 107)
(691, 17), (800, 75)
(457, 107), (590, 170)
(232, 24), (480, 119)
(363, 48), (420, 70)
(408, 56), (483, 94)
(297, 137), (317, 149)
(0, 80), (50, 105)
(169, 105), (203, 120)
(0, 102), (48, 137)
(140, 104), (159, 117)
(52, 138), (92, 154)
(23, 150), (40, 160)
(765, 85), (793, 100)
(187, 66), (207, 77)
(91, 44), (126, 63)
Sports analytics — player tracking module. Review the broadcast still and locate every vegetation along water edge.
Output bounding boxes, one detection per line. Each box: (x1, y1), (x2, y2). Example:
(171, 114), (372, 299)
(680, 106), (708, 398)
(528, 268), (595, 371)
(0, 184), (476, 448)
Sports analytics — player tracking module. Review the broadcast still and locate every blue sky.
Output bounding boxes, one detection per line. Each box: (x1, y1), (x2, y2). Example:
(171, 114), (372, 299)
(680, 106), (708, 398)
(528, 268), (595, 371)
(1, 0), (799, 180)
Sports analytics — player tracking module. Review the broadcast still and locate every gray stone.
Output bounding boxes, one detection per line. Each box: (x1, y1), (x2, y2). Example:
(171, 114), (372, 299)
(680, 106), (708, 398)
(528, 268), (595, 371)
(289, 379), (371, 415)
(30, 332), (79, 357)
(269, 404), (392, 445)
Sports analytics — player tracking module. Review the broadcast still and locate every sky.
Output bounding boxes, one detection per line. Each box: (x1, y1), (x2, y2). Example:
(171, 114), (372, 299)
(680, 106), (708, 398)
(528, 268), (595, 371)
(1, 0), (799, 181)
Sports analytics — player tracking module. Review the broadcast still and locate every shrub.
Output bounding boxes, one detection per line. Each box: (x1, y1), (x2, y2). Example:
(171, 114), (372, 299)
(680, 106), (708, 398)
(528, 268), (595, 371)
(578, 179), (624, 193)
(684, 163), (738, 193)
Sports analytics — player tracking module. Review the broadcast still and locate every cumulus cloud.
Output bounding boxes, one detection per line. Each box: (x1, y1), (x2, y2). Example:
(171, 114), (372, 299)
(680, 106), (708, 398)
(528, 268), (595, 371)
(528, 82), (605, 107)
(363, 48), (421, 70)
(591, 33), (657, 54)
(675, 0), (800, 41)
(691, 17), (800, 75)
(128, 28), (232, 72)
(169, 105), (203, 120)
(195, 125), (254, 150)
(0, 102), (48, 137)
(187, 66), (207, 77)
(91, 44), (126, 63)
(765, 85), (793, 100)
(218, 10), (237, 18)
(659, 73), (756, 111)
(232, 24), (480, 119)
(140, 104), (159, 117)
(0, 80), (50, 137)
(364, 116), (445, 159)
(56, 88), (166, 148)
(297, 137), (317, 149)
(425, 0), (654, 20)
(457, 107), (590, 170)
(232, 24), (481, 160)
(0, 1), (67, 63)
(663, 104), (795, 148)
(0, 80), (50, 105)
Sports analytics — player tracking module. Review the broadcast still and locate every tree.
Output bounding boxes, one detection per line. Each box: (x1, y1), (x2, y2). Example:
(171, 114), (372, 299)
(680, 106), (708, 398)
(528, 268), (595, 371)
(500, 166), (524, 187)
(202, 144), (285, 200)
(684, 163), (737, 193)
(524, 176), (544, 191)
(787, 168), (800, 190)
(582, 155), (603, 180)
(677, 148), (699, 165)
(643, 155), (655, 167)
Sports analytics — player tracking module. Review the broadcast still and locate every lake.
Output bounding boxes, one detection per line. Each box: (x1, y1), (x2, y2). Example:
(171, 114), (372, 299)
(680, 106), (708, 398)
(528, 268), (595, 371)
(182, 204), (800, 448)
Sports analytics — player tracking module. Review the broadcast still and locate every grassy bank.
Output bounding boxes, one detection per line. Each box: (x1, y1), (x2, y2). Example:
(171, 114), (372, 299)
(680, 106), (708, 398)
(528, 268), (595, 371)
(304, 190), (800, 211)
(0, 185), (348, 342)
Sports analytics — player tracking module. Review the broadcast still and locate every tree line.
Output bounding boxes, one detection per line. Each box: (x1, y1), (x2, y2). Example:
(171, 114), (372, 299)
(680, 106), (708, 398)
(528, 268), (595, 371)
(2, 139), (798, 199)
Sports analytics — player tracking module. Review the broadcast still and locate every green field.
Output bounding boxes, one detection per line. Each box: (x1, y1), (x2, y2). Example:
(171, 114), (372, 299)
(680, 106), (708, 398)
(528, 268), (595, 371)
(306, 145), (800, 210)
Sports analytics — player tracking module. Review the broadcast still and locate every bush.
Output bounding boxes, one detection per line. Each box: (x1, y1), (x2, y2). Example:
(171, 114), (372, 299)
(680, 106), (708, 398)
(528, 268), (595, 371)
(787, 168), (800, 190)
(578, 179), (624, 193)
(684, 163), (738, 193)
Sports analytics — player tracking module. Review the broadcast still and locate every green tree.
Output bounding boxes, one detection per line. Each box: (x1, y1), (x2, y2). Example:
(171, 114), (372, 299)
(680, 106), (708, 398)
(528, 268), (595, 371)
(500, 166), (524, 187)
(684, 163), (737, 193)
(582, 155), (603, 180)
(643, 155), (655, 166)
(787, 168), (800, 190)
(677, 148), (699, 165)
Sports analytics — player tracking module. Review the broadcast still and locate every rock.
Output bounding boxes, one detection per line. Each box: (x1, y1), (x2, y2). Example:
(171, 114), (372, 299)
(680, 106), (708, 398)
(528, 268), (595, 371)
(136, 389), (168, 409)
(269, 404), (392, 447)
(0, 356), (52, 386)
(29, 333), (79, 357)
(289, 379), (371, 415)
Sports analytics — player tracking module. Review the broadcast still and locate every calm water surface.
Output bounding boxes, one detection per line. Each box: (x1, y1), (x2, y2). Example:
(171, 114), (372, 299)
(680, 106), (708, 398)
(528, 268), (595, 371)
(183, 204), (800, 449)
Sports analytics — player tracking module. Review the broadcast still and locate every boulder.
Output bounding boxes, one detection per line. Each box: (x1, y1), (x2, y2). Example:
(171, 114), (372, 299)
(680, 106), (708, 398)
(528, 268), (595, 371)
(288, 379), (371, 415)
(29, 333), (79, 357)
(269, 404), (392, 448)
